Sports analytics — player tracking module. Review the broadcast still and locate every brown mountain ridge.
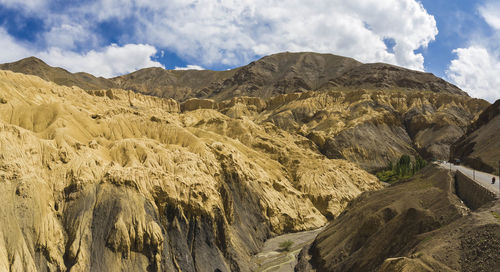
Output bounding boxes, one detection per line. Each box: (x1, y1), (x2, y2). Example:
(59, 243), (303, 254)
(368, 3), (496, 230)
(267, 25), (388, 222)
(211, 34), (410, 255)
(1, 52), (468, 102)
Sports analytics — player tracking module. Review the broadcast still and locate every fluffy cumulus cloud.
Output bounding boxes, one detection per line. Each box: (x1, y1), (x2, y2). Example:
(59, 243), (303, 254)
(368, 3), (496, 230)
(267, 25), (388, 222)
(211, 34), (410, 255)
(447, 1), (500, 102)
(38, 44), (163, 77)
(174, 65), (205, 71)
(119, 0), (437, 70)
(0, 0), (437, 74)
(0, 28), (32, 63)
(448, 47), (500, 102)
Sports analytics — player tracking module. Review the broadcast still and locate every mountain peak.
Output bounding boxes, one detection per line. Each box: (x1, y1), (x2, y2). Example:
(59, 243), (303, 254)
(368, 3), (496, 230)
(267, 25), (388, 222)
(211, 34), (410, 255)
(0, 56), (114, 90)
(0, 52), (469, 100)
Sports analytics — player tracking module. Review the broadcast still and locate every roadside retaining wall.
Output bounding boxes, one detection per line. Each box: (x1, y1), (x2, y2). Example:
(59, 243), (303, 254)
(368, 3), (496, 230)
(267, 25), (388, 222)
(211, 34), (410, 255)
(455, 170), (497, 210)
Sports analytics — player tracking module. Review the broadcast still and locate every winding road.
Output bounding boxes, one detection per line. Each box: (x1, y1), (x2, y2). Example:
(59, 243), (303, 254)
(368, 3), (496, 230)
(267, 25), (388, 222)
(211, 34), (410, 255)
(437, 161), (499, 194)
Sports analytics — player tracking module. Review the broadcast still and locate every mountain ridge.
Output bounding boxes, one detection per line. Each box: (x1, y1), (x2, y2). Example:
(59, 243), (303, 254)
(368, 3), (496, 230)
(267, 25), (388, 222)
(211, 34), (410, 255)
(0, 52), (469, 102)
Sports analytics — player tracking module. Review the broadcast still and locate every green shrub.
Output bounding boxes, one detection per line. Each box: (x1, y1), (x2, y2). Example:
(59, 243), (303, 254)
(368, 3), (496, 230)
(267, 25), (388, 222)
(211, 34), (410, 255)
(278, 240), (294, 252)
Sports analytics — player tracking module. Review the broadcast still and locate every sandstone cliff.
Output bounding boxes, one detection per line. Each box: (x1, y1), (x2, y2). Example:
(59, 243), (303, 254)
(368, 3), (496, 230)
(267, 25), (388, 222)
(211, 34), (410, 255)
(0, 70), (380, 271)
(185, 90), (487, 172)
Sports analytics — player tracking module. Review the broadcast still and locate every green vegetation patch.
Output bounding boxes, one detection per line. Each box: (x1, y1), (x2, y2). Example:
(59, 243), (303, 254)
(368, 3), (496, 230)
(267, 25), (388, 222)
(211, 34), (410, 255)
(491, 211), (500, 222)
(376, 155), (427, 184)
(278, 240), (294, 252)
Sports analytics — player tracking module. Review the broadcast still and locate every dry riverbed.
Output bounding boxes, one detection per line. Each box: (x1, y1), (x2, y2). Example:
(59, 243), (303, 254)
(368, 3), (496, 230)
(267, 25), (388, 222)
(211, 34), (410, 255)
(251, 227), (325, 272)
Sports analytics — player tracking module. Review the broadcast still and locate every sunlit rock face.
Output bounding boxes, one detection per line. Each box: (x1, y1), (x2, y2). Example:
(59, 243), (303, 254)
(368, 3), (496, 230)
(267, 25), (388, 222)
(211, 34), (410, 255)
(0, 70), (380, 271)
(258, 90), (487, 171)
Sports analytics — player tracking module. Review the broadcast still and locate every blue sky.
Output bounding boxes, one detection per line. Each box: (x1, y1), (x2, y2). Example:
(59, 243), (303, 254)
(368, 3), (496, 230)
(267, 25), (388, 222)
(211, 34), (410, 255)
(0, 0), (499, 102)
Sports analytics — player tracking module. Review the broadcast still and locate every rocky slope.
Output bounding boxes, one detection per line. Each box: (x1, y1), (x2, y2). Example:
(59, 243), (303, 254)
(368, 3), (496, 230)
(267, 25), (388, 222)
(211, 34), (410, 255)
(0, 57), (114, 90)
(296, 165), (500, 272)
(112, 52), (362, 101)
(324, 63), (467, 96)
(173, 91), (488, 172)
(2, 52), (467, 103)
(2, 54), (487, 172)
(111, 52), (469, 101)
(0, 70), (380, 271)
(451, 99), (500, 174)
(249, 90), (487, 171)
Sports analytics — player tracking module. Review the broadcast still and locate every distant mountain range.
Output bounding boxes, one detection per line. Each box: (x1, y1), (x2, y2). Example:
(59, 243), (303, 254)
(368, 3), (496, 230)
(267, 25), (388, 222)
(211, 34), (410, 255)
(0, 52), (467, 102)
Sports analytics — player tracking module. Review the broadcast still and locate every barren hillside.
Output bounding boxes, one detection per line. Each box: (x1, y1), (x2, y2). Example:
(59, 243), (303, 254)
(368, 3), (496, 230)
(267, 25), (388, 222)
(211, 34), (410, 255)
(0, 70), (380, 271)
(451, 99), (500, 174)
(297, 166), (500, 272)
(1, 52), (469, 103)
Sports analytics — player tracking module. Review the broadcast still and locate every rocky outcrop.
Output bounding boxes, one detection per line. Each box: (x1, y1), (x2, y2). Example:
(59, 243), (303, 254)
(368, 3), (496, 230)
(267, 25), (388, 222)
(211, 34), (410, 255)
(325, 63), (467, 96)
(297, 166), (500, 272)
(451, 99), (500, 174)
(0, 70), (380, 271)
(258, 90), (488, 171)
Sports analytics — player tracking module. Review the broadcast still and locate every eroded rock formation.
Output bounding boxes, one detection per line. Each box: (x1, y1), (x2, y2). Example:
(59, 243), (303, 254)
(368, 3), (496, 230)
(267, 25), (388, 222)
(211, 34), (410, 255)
(0, 70), (380, 271)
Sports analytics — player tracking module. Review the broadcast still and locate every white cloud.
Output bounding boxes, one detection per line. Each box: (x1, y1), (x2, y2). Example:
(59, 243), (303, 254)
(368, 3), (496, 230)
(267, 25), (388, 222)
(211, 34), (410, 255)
(0, 0), (47, 12)
(479, 1), (500, 31)
(0, 28), (32, 63)
(126, 0), (437, 70)
(1, 0), (438, 74)
(174, 65), (205, 71)
(38, 44), (163, 77)
(8, 0), (436, 71)
(0, 27), (162, 78)
(44, 24), (96, 50)
(447, 47), (500, 102)
(446, 1), (500, 103)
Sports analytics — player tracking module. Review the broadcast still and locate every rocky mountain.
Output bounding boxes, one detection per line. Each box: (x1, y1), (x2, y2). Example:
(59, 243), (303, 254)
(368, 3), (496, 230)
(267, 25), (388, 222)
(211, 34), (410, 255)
(2, 54), (487, 172)
(0, 57), (114, 90)
(0, 70), (380, 271)
(296, 166), (500, 272)
(255, 90), (487, 171)
(1, 52), (468, 103)
(451, 99), (500, 174)
(324, 62), (468, 96)
(112, 52), (363, 101)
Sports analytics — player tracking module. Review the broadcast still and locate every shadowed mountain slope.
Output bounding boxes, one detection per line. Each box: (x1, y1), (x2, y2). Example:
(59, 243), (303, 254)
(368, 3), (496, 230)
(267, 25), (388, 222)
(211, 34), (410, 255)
(324, 63), (467, 96)
(451, 99), (500, 174)
(251, 90), (488, 171)
(296, 166), (500, 272)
